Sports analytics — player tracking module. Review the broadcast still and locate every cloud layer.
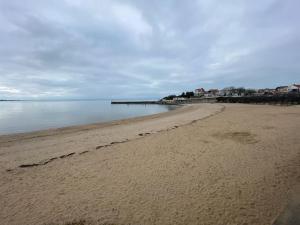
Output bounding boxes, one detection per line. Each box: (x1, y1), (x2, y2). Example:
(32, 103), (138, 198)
(0, 0), (299, 99)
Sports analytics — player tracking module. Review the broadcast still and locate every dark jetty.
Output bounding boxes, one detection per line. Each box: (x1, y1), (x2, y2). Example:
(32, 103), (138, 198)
(111, 100), (159, 104)
(217, 94), (300, 105)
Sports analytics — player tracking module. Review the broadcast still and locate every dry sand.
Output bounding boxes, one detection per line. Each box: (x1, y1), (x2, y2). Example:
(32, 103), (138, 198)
(0, 103), (299, 225)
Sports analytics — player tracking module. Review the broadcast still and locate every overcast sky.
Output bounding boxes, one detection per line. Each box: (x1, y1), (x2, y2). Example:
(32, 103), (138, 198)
(0, 0), (299, 99)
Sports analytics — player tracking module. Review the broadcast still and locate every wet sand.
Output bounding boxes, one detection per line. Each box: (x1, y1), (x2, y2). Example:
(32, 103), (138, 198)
(0, 104), (299, 225)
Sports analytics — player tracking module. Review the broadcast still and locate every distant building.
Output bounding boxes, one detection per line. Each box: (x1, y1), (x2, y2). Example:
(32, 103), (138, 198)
(288, 84), (300, 93)
(219, 89), (226, 96)
(194, 88), (205, 97)
(204, 89), (219, 97)
(257, 88), (275, 96)
(219, 87), (234, 96)
(208, 89), (219, 96)
(275, 86), (288, 94)
(257, 89), (265, 95)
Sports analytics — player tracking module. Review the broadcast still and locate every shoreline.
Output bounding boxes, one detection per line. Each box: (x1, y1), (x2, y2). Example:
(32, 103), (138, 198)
(0, 99), (179, 137)
(0, 103), (224, 170)
(0, 104), (183, 142)
(2, 102), (294, 142)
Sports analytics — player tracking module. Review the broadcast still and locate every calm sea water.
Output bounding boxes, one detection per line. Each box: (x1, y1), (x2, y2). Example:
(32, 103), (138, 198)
(0, 100), (176, 135)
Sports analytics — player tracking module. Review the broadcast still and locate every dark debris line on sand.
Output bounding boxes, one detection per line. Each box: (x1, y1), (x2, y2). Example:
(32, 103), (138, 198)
(17, 153), (75, 169)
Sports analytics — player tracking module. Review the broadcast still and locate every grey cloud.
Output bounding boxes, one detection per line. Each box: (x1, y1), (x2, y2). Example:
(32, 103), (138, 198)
(0, 0), (299, 99)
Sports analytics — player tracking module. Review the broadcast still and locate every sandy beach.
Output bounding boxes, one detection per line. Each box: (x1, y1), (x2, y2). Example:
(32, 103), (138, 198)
(0, 103), (299, 225)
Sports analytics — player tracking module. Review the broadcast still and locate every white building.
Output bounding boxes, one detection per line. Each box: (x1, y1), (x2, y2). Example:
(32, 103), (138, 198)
(288, 84), (300, 93)
(194, 88), (205, 97)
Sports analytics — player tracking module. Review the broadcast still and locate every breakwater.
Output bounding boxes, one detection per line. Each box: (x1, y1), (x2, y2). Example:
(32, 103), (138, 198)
(216, 94), (300, 105)
(111, 100), (159, 104)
